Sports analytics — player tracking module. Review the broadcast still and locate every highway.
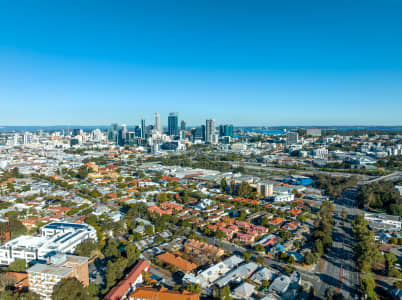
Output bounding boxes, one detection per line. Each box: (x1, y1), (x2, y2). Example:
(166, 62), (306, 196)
(315, 188), (361, 299)
(228, 161), (375, 181)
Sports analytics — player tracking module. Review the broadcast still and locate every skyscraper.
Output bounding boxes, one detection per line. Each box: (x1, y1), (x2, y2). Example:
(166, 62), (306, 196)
(118, 124), (127, 146)
(155, 112), (162, 132)
(205, 119), (215, 143)
(168, 113), (178, 136)
(220, 124), (233, 137)
(180, 120), (186, 131)
(141, 118), (146, 139)
(286, 131), (299, 146)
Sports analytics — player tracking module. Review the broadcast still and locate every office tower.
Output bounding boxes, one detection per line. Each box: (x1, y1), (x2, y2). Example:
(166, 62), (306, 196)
(155, 112), (162, 132)
(141, 118), (146, 139)
(257, 183), (274, 198)
(108, 123), (119, 144)
(168, 112), (178, 136)
(201, 125), (206, 141)
(220, 124), (234, 137)
(192, 127), (203, 141)
(111, 123), (119, 132)
(134, 126), (141, 138)
(205, 119), (215, 143)
(286, 131), (299, 146)
(118, 124), (127, 146)
(180, 120), (186, 131)
(72, 128), (83, 136)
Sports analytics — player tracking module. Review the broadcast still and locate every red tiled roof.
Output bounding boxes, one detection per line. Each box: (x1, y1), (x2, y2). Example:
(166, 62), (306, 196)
(104, 260), (150, 300)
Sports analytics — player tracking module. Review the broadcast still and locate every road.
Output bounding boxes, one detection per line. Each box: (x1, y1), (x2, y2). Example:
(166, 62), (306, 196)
(315, 188), (360, 300)
(364, 171), (402, 184)
(228, 161), (375, 181)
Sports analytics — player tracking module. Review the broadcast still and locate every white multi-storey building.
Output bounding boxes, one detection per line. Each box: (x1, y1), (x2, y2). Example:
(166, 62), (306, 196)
(0, 222), (97, 265)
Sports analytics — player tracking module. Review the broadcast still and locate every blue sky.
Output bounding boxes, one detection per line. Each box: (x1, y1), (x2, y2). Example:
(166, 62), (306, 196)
(1, 0), (401, 126)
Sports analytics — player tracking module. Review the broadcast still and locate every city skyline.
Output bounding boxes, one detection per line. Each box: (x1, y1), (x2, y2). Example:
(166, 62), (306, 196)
(1, 1), (402, 126)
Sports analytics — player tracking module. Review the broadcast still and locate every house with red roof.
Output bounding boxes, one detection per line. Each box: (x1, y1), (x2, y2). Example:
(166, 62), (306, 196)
(104, 260), (150, 300)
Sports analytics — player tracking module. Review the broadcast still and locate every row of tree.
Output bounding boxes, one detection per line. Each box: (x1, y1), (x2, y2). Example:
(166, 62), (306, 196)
(352, 215), (381, 300)
(357, 181), (402, 216)
(313, 201), (334, 259)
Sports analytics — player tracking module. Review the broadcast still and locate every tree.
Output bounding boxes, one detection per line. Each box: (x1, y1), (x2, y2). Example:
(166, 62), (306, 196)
(78, 166), (89, 179)
(220, 178), (227, 192)
(104, 239), (121, 259)
(261, 280), (269, 288)
(145, 225), (154, 236)
(185, 283), (202, 293)
(125, 243), (140, 266)
(215, 230), (226, 240)
(74, 239), (99, 257)
(288, 255), (296, 264)
(303, 251), (316, 265)
(314, 239), (324, 255)
(218, 285), (233, 300)
(53, 278), (88, 300)
(8, 259), (26, 272)
(360, 274), (377, 300)
(88, 282), (99, 297)
(390, 237), (398, 245)
(255, 244), (265, 253)
(256, 256), (265, 265)
(243, 252), (252, 262)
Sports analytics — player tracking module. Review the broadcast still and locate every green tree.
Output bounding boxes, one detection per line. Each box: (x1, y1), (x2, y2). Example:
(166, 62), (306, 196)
(243, 252), (252, 262)
(256, 256), (265, 265)
(8, 259), (26, 272)
(125, 243), (140, 266)
(145, 225), (154, 235)
(255, 244), (265, 253)
(360, 274), (378, 300)
(220, 178), (227, 192)
(53, 278), (88, 300)
(74, 239), (99, 257)
(78, 166), (89, 179)
(288, 255), (296, 264)
(104, 239), (121, 259)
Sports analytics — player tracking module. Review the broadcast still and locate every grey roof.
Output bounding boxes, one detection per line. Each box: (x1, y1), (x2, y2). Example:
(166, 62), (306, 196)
(251, 267), (276, 284)
(222, 255), (244, 269)
(270, 275), (291, 294)
(233, 282), (255, 298)
(215, 262), (258, 288)
(28, 263), (72, 277)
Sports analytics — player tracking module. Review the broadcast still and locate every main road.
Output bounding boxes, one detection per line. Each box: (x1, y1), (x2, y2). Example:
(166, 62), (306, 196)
(315, 188), (361, 299)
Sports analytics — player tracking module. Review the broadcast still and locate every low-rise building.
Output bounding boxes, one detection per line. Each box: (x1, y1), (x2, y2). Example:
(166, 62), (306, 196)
(129, 287), (200, 300)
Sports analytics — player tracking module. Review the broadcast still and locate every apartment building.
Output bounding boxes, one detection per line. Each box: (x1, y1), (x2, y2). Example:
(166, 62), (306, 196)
(28, 254), (89, 300)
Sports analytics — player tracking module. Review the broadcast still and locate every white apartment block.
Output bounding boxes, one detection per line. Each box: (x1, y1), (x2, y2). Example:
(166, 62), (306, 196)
(0, 222), (96, 265)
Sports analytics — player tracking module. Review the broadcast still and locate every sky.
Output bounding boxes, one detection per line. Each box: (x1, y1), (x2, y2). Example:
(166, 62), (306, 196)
(0, 0), (402, 126)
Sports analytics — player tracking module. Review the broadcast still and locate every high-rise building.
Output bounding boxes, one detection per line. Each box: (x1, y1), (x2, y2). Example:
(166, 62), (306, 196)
(155, 112), (162, 132)
(181, 120), (186, 131)
(220, 124), (233, 137)
(286, 131), (298, 146)
(118, 124), (127, 146)
(168, 113), (179, 136)
(205, 119), (215, 143)
(257, 183), (274, 198)
(108, 123), (119, 144)
(141, 118), (146, 139)
(72, 128), (83, 136)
